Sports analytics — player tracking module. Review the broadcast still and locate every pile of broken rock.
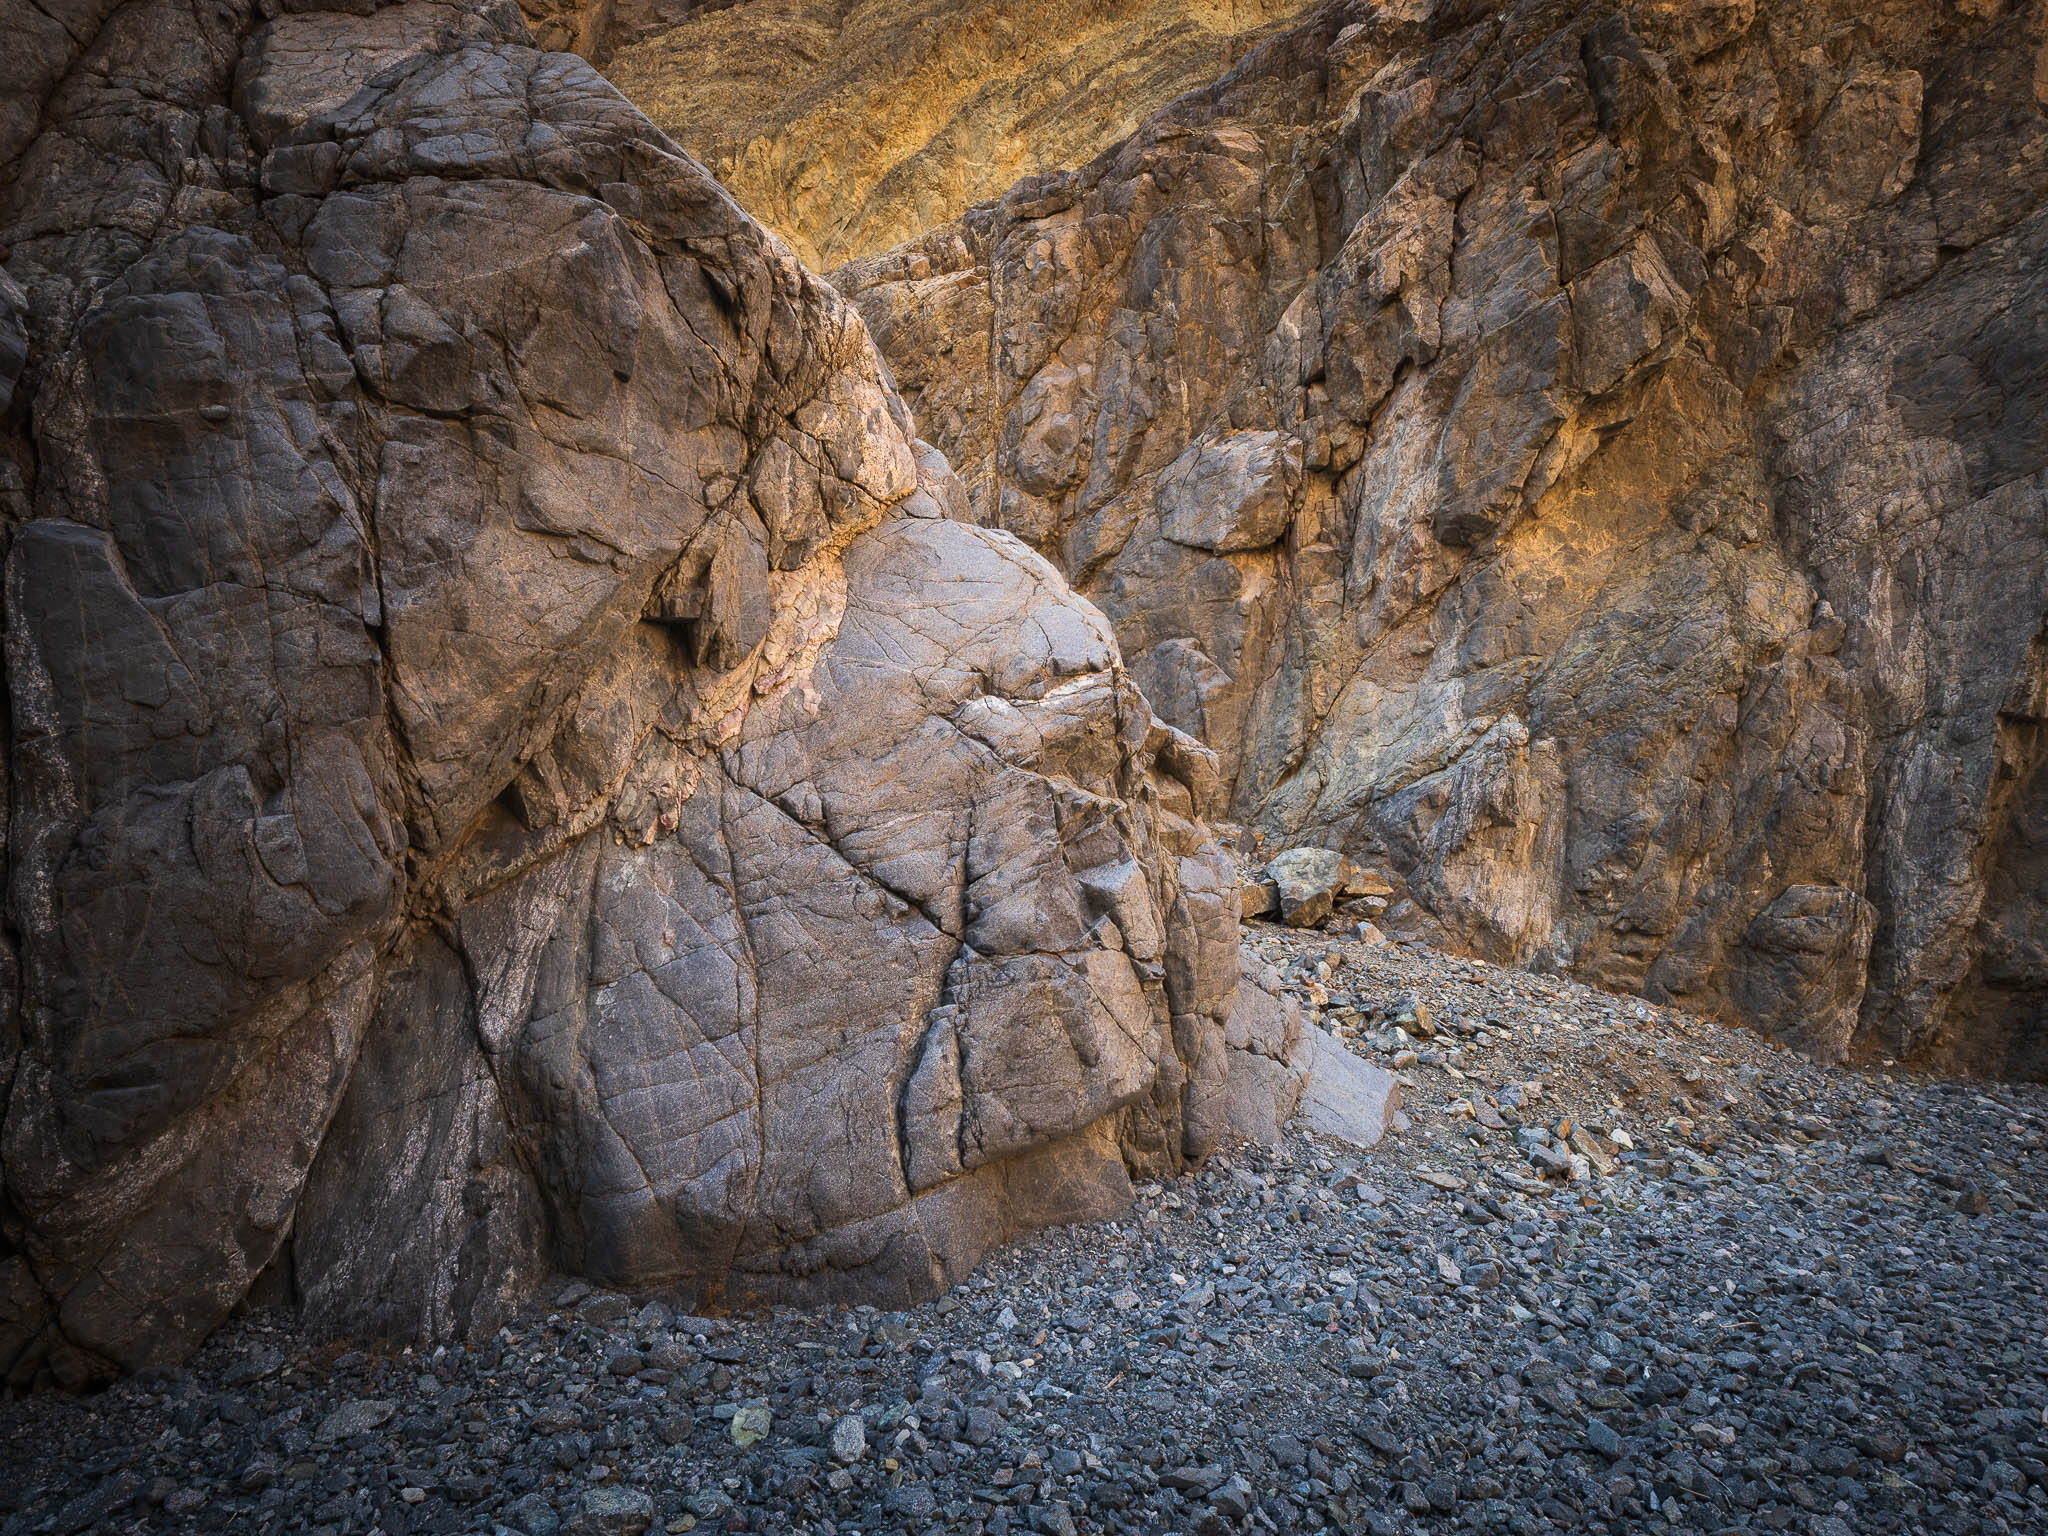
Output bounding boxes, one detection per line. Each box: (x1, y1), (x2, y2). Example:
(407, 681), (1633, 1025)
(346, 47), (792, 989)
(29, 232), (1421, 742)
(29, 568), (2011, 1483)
(6, 935), (2042, 1536)
(1241, 847), (1395, 934)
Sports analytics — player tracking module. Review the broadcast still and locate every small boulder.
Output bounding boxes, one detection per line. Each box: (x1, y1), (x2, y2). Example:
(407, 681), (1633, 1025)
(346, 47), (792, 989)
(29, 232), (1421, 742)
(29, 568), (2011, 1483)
(314, 1400), (395, 1442)
(729, 1404), (772, 1446)
(1344, 867), (1395, 899)
(1211, 1474), (1255, 1520)
(220, 1348), (284, 1388)
(1264, 847), (1354, 927)
(1567, 1125), (1616, 1173)
(563, 1487), (653, 1536)
(1587, 1419), (1625, 1460)
(829, 1414), (867, 1464)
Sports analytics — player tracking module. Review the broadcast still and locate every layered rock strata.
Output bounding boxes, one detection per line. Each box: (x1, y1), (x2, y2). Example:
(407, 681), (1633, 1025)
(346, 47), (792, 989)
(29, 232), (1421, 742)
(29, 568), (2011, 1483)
(0, 0), (1287, 1386)
(515, 0), (705, 65)
(835, 0), (2048, 1076)
(605, 0), (1316, 270)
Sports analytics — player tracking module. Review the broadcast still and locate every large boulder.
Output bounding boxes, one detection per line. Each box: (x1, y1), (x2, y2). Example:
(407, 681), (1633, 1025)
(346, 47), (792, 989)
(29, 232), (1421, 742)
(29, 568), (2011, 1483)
(834, 0), (2048, 1075)
(0, 0), (1241, 1385)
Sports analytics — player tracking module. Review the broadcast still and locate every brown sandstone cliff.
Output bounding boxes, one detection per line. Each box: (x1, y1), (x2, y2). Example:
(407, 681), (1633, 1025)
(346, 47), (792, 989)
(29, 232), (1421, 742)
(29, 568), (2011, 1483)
(0, 0), (1281, 1386)
(827, 0), (2048, 1076)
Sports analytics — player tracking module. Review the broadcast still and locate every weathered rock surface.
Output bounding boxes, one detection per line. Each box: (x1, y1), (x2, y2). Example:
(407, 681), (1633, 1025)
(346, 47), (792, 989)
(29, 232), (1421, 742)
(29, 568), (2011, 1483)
(1266, 848), (1344, 929)
(837, 0), (2048, 1076)
(1224, 955), (1309, 1146)
(1264, 846), (1370, 928)
(605, 0), (1315, 270)
(1224, 953), (1401, 1148)
(0, 0), (1257, 1384)
(1291, 1021), (1401, 1149)
(512, 0), (713, 66)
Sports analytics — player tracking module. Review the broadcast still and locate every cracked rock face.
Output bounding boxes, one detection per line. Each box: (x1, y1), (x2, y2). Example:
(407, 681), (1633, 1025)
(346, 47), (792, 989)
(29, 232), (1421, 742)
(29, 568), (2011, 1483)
(0, 0), (1246, 1386)
(834, 0), (2048, 1076)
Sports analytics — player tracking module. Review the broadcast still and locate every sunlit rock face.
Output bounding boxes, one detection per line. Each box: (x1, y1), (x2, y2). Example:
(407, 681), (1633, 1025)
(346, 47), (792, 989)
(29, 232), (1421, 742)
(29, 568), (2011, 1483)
(604, 0), (1317, 270)
(834, 0), (2048, 1076)
(0, 0), (1247, 1386)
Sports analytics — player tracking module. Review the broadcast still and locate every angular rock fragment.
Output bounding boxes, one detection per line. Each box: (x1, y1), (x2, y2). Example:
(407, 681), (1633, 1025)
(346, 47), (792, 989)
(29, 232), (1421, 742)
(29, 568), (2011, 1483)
(1223, 954), (1400, 1149)
(829, 1414), (867, 1463)
(1265, 847), (1356, 928)
(563, 1487), (654, 1536)
(1292, 1026), (1403, 1151)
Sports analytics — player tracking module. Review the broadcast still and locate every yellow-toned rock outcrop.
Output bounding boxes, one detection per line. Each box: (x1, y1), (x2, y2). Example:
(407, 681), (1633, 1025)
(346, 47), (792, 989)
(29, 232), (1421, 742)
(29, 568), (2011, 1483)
(607, 0), (1313, 269)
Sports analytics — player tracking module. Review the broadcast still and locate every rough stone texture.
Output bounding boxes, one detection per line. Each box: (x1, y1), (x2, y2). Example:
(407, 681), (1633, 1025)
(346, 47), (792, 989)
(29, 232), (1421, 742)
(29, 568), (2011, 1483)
(1224, 952), (1400, 1148)
(1292, 1022), (1400, 1150)
(1265, 846), (1359, 927)
(836, 0), (2048, 1077)
(0, 0), (1252, 1385)
(605, 0), (1315, 270)
(514, 0), (704, 65)
(1225, 956), (1309, 1145)
(6, 932), (2046, 1536)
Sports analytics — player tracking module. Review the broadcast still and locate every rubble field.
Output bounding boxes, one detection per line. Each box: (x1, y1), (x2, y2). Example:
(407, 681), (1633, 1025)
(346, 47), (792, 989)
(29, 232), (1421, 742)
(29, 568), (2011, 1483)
(5, 932), (2044, 1536)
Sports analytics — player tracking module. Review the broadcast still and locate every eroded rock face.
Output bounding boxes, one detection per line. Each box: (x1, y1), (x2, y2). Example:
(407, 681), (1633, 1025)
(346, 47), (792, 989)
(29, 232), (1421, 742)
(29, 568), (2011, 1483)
(0, 0), (1244, 1385)
(514, 0), (700, 65)
(605, 0), (1316, 270)
(836, 0), (2048, 1076)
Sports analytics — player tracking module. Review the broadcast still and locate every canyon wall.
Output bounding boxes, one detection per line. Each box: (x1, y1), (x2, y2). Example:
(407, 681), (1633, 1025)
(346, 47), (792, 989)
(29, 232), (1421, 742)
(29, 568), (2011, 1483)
(605, 0), (1317, 270)
(0, 0), (1252, 1386)
(516, 0), (704, 66)
(832, 0), (2048, 1077)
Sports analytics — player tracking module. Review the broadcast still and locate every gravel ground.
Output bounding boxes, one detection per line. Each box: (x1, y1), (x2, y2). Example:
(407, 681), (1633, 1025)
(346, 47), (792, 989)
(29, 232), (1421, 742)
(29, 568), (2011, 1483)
(6, 934), (2045, 1536)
